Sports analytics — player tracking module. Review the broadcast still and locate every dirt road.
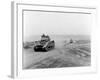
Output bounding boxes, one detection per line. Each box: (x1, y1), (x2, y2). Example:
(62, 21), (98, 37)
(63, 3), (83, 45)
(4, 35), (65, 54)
(23, 41), (90, 69)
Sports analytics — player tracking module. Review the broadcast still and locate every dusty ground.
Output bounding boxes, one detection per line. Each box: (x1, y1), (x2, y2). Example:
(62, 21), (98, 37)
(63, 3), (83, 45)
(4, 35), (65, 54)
(23, 39), (91, 69)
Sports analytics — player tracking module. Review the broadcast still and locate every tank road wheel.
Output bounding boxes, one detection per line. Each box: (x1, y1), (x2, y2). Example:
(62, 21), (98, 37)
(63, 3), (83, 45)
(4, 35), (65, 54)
(44, 47), (49, 51)
(34, 46), (37, 51)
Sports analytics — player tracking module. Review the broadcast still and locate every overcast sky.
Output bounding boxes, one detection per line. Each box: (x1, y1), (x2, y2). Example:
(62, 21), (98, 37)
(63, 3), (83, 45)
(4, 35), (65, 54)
(23, 11), (92, 38)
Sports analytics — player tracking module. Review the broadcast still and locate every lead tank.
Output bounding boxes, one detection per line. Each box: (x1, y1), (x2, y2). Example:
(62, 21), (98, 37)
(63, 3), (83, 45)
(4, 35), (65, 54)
(34, 34), (55, 51)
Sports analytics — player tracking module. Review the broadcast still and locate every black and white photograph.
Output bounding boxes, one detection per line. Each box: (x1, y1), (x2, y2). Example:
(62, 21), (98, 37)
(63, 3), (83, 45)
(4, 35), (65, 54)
(23, 10), (91, 69)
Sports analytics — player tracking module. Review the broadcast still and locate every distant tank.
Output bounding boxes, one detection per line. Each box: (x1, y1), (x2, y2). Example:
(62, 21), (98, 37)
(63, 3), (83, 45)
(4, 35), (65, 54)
(34, 34), (55, 51)
(69, 39), (73, 44)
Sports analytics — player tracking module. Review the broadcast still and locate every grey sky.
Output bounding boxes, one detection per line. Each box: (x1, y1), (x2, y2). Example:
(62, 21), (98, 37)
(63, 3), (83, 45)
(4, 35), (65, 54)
(23, 11), (92, 38)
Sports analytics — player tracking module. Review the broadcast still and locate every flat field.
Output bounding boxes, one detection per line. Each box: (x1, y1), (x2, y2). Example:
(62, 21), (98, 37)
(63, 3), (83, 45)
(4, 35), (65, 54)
(23, 35), (91, 69)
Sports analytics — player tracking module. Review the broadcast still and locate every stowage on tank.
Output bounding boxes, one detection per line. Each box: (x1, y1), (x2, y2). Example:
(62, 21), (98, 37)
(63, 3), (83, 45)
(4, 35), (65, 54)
(34, 34), (55, 52)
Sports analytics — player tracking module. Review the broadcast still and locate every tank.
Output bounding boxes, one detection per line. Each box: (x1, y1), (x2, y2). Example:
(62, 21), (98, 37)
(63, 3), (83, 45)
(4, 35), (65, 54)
(34, 34), (55, 51)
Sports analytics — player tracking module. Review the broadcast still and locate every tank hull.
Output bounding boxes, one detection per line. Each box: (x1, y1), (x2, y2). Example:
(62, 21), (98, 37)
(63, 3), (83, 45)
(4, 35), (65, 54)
(34, 41), (55, 52)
